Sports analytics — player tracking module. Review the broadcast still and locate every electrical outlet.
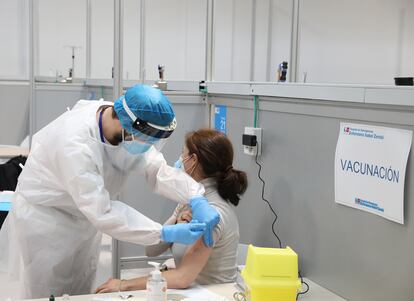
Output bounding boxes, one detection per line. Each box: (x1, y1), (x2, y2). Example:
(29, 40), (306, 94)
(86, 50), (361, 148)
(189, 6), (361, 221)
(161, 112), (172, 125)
(243, 127), (262, 156)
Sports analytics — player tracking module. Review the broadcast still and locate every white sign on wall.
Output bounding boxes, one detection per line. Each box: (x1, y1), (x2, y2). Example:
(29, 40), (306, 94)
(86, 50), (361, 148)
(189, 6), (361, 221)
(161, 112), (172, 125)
(335, 123), (412, 224)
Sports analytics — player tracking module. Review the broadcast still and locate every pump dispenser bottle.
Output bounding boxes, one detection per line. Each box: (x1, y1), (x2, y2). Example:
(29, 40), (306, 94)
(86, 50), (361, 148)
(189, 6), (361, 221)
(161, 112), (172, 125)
(146, 261), (167, 301)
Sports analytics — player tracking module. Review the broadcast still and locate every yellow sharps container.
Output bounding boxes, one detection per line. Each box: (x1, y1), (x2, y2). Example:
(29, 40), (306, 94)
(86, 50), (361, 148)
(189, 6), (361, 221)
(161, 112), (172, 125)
(241, 244), (301, 301)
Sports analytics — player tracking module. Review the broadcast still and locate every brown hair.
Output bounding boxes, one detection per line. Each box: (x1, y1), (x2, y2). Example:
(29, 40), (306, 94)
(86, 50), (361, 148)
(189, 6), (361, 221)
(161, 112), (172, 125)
(185, 129), (247, 206)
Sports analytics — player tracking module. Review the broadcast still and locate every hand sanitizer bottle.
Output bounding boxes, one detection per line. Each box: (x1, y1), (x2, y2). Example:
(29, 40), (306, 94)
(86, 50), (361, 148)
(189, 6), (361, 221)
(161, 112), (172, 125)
(146, 261), (167, 301)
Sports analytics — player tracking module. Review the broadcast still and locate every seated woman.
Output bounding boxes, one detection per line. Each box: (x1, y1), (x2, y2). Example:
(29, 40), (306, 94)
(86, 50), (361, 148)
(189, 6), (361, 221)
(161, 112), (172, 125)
(96, 129), (247, 292)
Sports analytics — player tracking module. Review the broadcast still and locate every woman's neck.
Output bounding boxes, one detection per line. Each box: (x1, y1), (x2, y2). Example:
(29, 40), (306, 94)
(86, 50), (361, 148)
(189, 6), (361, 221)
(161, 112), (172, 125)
(191, 168), (206, 183)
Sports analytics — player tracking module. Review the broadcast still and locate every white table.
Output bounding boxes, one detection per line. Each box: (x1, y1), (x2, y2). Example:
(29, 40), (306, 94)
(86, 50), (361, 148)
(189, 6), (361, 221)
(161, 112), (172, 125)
(23, 278), (346, 301)
(0, 146), (29, 159)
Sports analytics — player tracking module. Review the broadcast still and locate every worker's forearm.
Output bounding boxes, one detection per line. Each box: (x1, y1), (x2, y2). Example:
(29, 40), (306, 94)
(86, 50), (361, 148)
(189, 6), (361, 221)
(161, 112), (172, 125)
(143, 148), (205, 204)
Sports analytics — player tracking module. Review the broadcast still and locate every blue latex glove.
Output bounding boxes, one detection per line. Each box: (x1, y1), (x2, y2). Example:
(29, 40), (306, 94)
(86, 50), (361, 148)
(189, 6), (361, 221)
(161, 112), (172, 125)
(190, 196), (220, 247)
(161, 220), (206, 245)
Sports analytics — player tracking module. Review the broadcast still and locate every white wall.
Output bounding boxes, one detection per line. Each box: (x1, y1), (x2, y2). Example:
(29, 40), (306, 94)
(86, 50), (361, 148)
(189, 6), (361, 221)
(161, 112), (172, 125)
(212, 0), (293, 82)
(144, 0), (206, 81)
(213, 0), (254, 81)
(35, 0), (206, 80)
(298, 0), (414, 85)
(123, 0), (140, 80)
(213, 0), (414, 84)
(0, 84), (29, 144)
(253, 0), (292, 82)
(37, 0), (115, 79)
(37, 0), (87, 78)
(0, 0), (28, 79)
(90, 0), (114, 79)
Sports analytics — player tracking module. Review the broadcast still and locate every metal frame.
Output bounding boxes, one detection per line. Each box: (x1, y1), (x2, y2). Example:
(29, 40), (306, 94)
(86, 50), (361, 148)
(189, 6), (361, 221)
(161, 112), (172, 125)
(290, 0), (300, 83)
(204, 81), (414, 107)
(120, 255), (173, 270)
(139, 0), (146, 82)
(86, 0), (92, 79)
(249, 0), (257, 81)
(266, 0), (274, 82)
(205, 0), (214, 82)
(229, 0), (235, 81)
(113, 0), (124, 100)
(112, 0), (124, 279)
(204, 0), (215, 129)
(29, 0), (35, 145)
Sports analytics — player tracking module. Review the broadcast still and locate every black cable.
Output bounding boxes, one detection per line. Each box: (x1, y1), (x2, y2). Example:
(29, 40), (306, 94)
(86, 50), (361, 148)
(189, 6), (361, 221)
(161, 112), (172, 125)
(296, 271), (310, 300)
(255, 150), (310, 299)
(254, 141), (309, 298)
(254, 151), (282, 248)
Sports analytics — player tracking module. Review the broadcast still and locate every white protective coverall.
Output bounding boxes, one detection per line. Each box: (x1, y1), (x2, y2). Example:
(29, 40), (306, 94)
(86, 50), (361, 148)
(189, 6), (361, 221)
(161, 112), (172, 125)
(0, 99), (204, 298)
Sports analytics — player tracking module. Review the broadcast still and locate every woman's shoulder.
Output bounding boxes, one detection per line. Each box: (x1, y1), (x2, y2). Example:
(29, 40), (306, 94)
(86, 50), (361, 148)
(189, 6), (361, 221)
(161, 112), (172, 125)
(200, 177), (239, 227)
(207, 194), (239, 238)
(206, 189), (236, 213)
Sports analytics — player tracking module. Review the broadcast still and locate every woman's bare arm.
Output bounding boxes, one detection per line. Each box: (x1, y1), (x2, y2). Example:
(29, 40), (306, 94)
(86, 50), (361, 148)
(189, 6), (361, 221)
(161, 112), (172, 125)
(128, 238), (211, 290)
(158, 237), (212, 289)
(96, 238), (212, 293)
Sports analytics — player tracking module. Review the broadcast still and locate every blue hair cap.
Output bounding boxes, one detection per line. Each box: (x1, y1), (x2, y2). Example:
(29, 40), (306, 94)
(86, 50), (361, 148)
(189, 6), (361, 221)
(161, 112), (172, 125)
(114, 85), (175, 136)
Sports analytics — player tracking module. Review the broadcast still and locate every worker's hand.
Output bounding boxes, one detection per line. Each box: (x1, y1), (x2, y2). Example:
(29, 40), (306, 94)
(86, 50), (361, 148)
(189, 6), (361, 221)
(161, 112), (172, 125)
(95, 278), (121, 294)
(161, 220), (206, 245)
(177, 208), (192, 223)
(190, 196), (220, 247)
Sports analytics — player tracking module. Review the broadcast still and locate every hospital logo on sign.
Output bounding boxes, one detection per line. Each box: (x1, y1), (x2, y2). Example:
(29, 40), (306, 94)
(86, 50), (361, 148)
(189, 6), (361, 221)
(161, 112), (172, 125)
(354, 197), (384, 213)
(342, 126), (384, 140)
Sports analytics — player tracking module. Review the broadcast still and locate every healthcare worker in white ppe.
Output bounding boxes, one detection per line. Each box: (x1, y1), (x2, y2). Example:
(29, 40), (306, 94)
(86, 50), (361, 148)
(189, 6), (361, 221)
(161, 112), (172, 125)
(0, 84), (220, 298)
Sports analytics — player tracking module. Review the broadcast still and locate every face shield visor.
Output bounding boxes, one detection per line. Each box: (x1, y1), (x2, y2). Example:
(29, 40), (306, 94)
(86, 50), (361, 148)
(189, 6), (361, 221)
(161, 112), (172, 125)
(121, 97), (176, 152)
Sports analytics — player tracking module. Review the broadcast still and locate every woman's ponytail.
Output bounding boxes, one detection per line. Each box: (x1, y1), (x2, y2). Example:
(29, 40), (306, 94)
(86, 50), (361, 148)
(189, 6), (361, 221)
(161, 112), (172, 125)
(217, 167), (248, 206)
